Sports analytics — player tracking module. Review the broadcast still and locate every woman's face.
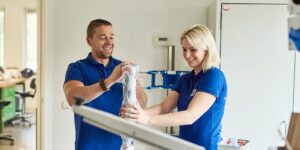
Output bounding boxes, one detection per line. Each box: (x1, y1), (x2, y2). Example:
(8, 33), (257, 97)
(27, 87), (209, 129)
(181, 38), (206, 70)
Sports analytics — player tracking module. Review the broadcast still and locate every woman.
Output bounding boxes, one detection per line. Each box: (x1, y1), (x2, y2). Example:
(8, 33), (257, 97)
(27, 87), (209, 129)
(121, 24), (227, 150)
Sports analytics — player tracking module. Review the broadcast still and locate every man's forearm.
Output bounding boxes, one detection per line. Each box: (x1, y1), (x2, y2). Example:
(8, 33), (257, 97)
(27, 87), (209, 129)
(64, 79), (114, 106)
(137, 90), (147, 108)
(135, 81), (148, 108)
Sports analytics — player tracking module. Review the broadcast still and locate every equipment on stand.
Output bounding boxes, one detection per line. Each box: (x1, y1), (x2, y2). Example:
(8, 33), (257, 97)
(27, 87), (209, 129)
(143, 70), (188, 90)
(289, 0), (300, 51)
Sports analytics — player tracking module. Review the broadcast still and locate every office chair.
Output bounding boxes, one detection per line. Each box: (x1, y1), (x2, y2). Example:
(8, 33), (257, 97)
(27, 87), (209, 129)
(0, 100), (14, 145)
(13, 78), (36, 127)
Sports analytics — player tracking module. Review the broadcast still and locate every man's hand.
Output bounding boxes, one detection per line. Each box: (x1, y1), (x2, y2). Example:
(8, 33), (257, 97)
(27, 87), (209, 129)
(105, 61), (129, 88)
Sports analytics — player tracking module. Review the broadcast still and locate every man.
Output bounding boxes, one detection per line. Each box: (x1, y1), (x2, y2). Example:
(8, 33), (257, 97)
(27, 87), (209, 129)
(64, 19), (147, 150)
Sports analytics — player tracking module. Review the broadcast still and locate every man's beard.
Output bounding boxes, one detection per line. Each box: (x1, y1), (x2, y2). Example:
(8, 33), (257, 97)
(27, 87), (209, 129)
(97, 50), (112, 59)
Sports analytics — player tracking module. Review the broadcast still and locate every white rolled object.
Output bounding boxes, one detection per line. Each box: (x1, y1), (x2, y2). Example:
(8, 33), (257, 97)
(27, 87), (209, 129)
(122, 64), (138, 107)
(121, 63), (139, 150)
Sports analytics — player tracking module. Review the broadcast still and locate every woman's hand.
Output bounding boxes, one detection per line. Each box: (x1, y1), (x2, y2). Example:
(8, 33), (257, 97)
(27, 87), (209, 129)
(119, 104), (128, 118)
(120, 104), (150, 125)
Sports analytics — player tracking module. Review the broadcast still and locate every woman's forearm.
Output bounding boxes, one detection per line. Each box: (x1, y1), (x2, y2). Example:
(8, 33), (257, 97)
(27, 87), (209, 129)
(145, 104), (164, 115)
(148, 110), (196, 126)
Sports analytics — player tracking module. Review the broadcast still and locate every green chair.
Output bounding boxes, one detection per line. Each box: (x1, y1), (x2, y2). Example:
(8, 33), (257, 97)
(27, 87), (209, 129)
(0, 100), (14, 145)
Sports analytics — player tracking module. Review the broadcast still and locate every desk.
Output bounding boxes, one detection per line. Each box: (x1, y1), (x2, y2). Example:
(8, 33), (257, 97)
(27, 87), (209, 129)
(0, 78), (25, 133)
(0, 78), (25, 88)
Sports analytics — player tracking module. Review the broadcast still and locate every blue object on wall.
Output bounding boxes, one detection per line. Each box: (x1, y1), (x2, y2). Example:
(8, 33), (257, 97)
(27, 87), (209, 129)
(289, 28), (300, 52)
(144, 70), (188, 89)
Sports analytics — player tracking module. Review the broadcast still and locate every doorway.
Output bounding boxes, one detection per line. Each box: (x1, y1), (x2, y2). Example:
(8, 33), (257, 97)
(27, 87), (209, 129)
(0, 0), (41, 149)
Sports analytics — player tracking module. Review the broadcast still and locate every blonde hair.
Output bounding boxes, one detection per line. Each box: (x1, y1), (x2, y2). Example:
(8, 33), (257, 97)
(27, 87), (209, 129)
(180, 24), (220, 72)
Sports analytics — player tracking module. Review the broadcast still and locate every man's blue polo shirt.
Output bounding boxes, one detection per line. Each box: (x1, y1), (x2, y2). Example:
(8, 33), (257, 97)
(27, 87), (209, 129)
(173, 67), (227, 150)
(64, 53), (123, 150)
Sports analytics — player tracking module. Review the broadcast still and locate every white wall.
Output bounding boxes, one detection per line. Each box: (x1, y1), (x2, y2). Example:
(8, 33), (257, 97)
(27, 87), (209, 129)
(0, 0), (36, 68)
(295, 53), (300, 112)
(44, 0), (213, 149)
(43, 1), (300, 149)
(42, 0), (54, 149)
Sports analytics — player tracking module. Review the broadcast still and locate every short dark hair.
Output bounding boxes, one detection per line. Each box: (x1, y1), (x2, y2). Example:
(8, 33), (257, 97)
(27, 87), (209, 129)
(87, 19), (112, 38)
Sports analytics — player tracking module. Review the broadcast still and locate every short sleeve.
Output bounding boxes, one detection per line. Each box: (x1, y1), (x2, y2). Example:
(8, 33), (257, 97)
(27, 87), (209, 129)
(197, 69), (225, 98)
(172, 75), (185, 93)
(64, 62), (84, 84)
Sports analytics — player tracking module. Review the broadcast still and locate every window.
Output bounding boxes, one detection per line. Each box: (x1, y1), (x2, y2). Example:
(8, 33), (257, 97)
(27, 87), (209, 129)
(24, 9), (37, 71)
(0, 9), (4, 66)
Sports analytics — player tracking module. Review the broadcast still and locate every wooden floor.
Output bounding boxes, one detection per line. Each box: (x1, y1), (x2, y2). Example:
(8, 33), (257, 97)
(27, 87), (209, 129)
(0, 114), (36, 150)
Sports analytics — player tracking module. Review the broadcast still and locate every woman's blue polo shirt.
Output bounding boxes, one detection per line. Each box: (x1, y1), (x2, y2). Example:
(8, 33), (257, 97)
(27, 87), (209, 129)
(173, 67), (227, 150)
(64, 53), (123, 150)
